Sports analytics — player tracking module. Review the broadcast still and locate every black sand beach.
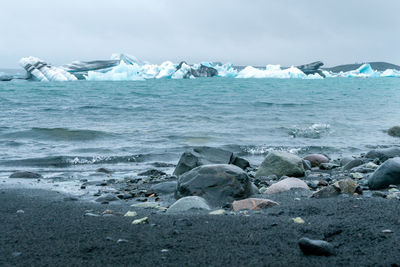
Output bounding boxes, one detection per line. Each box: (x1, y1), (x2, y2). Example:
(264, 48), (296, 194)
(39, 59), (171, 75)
(1, 188), (400, 267)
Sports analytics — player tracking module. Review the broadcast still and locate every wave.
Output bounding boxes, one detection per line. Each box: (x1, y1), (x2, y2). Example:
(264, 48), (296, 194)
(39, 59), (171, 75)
(1, 127), (113, 141)
(237, 145), (354, 157)
(253, 101), (308, 107)
(0, 154), (149, 168)
(287, 124), (331, 139)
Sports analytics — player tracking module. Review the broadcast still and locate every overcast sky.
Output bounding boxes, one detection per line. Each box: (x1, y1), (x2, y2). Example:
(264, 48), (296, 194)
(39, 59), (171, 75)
(1, 0), (399, 68)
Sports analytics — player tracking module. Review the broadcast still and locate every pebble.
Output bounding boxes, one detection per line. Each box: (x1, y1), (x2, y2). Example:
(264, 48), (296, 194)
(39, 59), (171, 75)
(16, 210), (24, 214)
(209, 209), (226, 215)
(350, 172), (364, 179)
(298, 237), (335, 256)
(12, 252), (22, 257)
(132, 217), (149, 225)
(117, 239), (129, 243)
(292, 217), (305, 224)
(84, 212), (100, 217)
(124, 211), (138, 217)
(382, 229), (393, 234)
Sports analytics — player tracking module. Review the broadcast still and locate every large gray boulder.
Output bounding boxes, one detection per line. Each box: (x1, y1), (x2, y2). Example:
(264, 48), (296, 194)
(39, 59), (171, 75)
(368, 157), (400, 189)
(388, 126), (400, 137)
(175, 164), (252, 207)
(365, 147), (400, 162)
(255, 151), (305, 178)
(173, 146), (249, 176)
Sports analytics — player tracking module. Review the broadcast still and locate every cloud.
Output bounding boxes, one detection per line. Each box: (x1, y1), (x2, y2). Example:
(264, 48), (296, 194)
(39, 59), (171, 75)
(0, 0), (399, 68)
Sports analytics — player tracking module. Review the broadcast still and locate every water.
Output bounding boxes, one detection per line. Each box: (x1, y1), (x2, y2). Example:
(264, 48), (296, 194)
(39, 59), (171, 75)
(1, 78), (400, 179)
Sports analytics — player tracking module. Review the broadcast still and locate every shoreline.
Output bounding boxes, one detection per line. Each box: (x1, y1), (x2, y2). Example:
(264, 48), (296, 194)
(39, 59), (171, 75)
(1, 188), (400, 266)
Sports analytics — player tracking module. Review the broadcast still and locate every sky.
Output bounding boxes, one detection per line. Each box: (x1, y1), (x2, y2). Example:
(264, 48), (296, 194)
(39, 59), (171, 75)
(1, 0), (399, 68)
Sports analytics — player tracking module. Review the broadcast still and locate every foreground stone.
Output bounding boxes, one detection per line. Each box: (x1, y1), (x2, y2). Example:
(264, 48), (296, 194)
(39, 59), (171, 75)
(167, 196), (210, 213)
(388, 126), (400, 137)
(264, 178), (309, 195)
(255, 151), (305, 178)
(303, 154), (329, 167)
(173, 146), (249, 176)
(132, 217), (149, 225)
(9, 171), (42, 179)
(312, 186), (340, 198)
(369, 158), (400, 189)
(175, 164), (252, 207)
(150, 181), (177, 194)
(298, 237), (335, 256)
(366, 147), (400, 162)
(95, 194), (119, 203)
(333, 178), (361, 194)
(232, 198), (279, 211)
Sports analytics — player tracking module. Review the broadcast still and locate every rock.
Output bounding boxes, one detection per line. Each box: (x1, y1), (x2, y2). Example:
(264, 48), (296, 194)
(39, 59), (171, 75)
(150, 181), (177, 194)
(138, 169), (167, 177)
(167, 196), (210, 213)
(232, 198), (279, 211)
(302, 160), (312, 171)
(96, 168), (113, 174)
(9, 171), (42, 179)
(117, 239), (129, 243)
(264, 178), (309, 195)
(368, 158), (400, 189)
(312, 185), (340, 198)
(124, 211), (137, 217)
(95, 194), (119, 203)
(365, 162), (378, 169)
(255, 151), (305, 178)
(131, 202), (166, 211)
(340, 157), (354, 167)
(250, 182), (259, 194)
(303, 154), (329, 167)
(84, 212), (100, 217)
(333, 178), (361, 194)
(292, 217), (305, 224)
(16, 210), (24, 214)
(175, 164), (252, 207)
(209, 209), (227, 215)
(132, 217), (149, 225)
(366, 147), (400, 162)
(350, 172), (364, 179)
(317, 180), (328, 186)
(319, 163), (340, 170)
(298, 237), (335, 256)
(372, 191), (387, 198)
(388, 126), (400, 137)
(173, 146), (249, 176)
(343, 159), (364, 171)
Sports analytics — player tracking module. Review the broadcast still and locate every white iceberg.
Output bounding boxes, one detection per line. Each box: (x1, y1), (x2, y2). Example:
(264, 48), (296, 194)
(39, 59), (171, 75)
(236, 65), (307, 79)
(19, 56), (77, 82)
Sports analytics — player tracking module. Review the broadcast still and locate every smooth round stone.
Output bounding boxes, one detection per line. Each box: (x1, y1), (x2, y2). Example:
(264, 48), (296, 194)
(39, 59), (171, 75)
(303, 154), (329, 167)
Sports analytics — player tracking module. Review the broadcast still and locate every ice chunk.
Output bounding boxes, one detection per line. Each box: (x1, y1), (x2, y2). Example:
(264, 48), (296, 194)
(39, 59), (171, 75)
(171, 62), (192, 79)
(20, 56), (77, 81)
(381, 69), (400, 77)
(236, 65), (306, 79)
(156, 61), (177, 79)
(340, 64), (379, 78)
(85, 61), (144, 81)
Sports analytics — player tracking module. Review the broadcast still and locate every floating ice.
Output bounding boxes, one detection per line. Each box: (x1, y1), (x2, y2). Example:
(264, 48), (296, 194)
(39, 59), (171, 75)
(236, 65), (307, 79)
(15, 54), (400, 82)
(19, 56), (77, 81)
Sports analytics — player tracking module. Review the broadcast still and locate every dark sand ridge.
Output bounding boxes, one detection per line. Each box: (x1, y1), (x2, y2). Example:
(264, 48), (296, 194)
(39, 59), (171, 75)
(1, 188), (400, 266)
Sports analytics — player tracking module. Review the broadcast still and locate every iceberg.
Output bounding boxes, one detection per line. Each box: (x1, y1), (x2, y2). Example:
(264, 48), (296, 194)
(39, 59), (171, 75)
(12, 54), (400, 82)
(338, 63), (379, 78)
(236, 65), (307, 79)
(19, 56), (77, 81)
(381, 69), (400, 77)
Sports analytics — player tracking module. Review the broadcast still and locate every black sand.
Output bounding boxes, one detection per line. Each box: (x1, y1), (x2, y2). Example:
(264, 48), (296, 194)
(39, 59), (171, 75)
(1, 189), (400, 267)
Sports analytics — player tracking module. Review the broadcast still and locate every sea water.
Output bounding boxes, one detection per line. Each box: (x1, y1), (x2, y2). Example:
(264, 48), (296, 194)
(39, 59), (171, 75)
(0, 78), (399, 182)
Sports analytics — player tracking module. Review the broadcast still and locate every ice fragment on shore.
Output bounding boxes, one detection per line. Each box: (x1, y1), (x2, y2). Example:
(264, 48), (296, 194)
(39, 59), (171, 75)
(124, 211), (137, 217)
(132, 217), (149, 225)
